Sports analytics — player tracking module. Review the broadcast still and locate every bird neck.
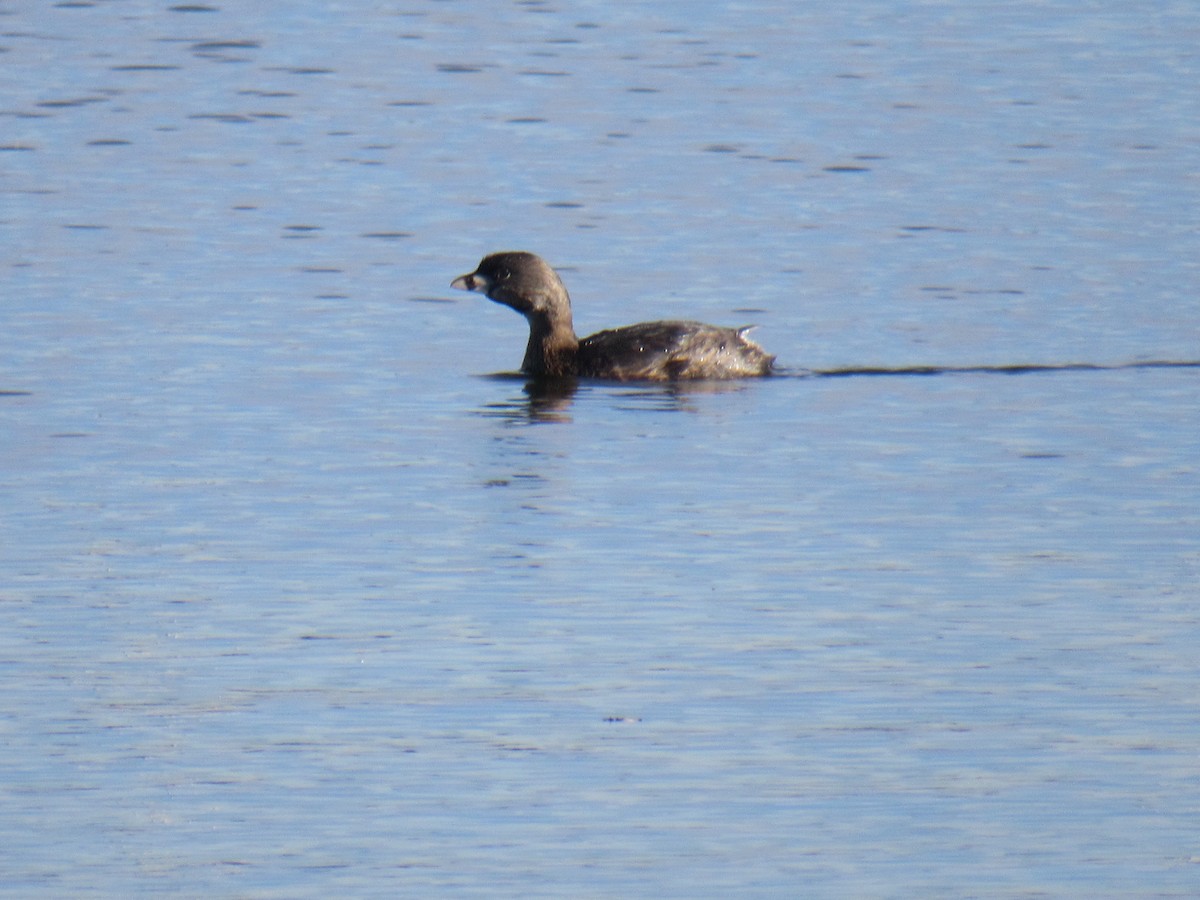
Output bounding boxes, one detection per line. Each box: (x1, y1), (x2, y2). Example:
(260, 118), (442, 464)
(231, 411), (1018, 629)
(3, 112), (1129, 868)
(522, 313), (579, 377)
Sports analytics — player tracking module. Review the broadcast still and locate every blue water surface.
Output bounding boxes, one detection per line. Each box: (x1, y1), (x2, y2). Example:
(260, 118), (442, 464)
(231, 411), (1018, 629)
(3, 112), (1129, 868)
(2, 1), (1199, 896)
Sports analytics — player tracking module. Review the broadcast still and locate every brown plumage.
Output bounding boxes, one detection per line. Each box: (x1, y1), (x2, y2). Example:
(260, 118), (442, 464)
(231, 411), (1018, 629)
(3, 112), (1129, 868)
(451, 251), (774, 381)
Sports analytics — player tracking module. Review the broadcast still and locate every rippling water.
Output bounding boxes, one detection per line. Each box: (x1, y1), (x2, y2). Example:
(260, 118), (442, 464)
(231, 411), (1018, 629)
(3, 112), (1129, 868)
(3, 1), (1199, 896)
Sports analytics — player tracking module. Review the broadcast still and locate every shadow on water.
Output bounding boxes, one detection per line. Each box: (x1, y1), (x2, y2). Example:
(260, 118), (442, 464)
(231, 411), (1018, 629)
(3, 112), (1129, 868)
(473, 359), (1200, 424)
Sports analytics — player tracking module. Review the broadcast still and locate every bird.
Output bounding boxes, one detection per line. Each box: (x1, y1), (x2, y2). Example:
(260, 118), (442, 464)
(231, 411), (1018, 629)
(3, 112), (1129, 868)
(451, 251), (774, 381)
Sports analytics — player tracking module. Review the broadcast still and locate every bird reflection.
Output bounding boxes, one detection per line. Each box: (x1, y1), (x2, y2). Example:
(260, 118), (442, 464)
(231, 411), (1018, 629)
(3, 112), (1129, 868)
(474, 374), (762, 424)
(475, 375), (576, 423)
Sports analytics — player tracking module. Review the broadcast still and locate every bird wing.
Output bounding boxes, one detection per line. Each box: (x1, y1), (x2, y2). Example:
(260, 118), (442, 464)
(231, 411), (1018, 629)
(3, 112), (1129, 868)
(577, 321), (703, 380)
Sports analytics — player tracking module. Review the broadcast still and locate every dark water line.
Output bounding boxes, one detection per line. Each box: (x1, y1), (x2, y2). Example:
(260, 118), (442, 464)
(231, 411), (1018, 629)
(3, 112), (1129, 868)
(806, 360), (1200, 379)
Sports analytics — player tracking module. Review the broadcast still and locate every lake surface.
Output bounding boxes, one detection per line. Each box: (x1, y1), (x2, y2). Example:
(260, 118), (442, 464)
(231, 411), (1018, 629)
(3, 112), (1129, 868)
(3, 1), (1199, 896)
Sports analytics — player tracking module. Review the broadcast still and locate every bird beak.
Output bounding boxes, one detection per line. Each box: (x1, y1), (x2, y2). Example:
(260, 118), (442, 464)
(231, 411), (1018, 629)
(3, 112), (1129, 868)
(451, 272), (490, 292)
